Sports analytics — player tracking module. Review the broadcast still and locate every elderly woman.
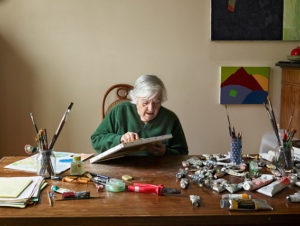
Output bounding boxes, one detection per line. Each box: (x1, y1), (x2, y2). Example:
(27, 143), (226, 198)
(91, 75), (188, 156)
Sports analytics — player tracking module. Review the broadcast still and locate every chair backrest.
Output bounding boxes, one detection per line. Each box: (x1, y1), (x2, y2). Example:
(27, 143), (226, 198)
(101, 84), (133, 120)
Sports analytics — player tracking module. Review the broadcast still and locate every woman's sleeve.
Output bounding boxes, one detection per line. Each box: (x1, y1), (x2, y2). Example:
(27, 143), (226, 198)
(90, 109), (122, 154)
(165, 117), (188, 155)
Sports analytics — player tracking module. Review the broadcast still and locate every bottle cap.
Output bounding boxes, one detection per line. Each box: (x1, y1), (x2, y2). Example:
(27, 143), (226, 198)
(73, 156), (81, 161)
(220, 199), (230, 208)
(243, 181), (253, 191)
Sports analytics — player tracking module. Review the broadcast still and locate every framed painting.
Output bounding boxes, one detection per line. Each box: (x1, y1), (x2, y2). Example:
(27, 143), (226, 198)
(211, 0), (285, 40)
(220, 66), (269, 104)
(283, 0), (300, 40)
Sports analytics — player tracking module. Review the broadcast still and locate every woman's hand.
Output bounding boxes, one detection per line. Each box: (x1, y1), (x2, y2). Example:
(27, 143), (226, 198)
(121, 132), (140, 143)
(147, 142), (166, 156)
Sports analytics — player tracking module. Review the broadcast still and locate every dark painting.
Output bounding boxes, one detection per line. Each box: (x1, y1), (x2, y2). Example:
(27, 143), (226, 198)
(211, 0), (283, 40)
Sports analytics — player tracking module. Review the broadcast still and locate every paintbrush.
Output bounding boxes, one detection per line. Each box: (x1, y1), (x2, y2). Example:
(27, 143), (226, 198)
(225, 105), (232, 137)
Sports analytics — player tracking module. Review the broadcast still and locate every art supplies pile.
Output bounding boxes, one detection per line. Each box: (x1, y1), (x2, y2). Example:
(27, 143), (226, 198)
(0, 176), (45, 208)
(175, 152), (299, 208)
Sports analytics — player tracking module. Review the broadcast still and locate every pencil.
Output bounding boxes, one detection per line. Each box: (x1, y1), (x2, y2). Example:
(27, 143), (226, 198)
(48, 191), (53, 207)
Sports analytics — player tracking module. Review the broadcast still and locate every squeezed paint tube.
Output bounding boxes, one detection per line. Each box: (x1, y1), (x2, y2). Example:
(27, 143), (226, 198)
(180, 178), (189, 189)
(190, 195), (201, 207)
(257, 177), (290, 197)
(220, 199), (273, 211)
(212, 179), (226, 193)
(51, 185), (73, 194)
(62, 191), (90, 199)
(222, 193), (251, 200)
(226, 169), (246, 177)
(225, 182), (244, 194)
(214, 171), (226, 179)
(287, 192), (300, 202)
(243, 174), (274, 191)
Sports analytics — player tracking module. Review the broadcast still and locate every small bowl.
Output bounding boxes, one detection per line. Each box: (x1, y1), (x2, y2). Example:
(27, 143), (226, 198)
(287, 55), (300, 62)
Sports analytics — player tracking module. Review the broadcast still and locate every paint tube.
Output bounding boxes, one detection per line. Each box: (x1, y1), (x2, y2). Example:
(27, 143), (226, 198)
(51, 185), (73, 194)
(222, 193), (251, 200)
(226, 169), (246, 177)
(220, 199), (273, 211)
(212, 179), (226, 193)
(180, 178), (189, 189)
(257, 177), (290, 197)
(62, 191), (90, 199)
(225, 182), (244, 193)
(214, 171), (226, 179)
(243, 174), (274, 191)
(190, 195), (201, 207)
(287, 192), (300, 202)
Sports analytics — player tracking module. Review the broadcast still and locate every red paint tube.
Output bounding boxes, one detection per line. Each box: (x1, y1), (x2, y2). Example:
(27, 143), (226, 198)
(257, 177), (290, 197)
(243, 174), (274, 191)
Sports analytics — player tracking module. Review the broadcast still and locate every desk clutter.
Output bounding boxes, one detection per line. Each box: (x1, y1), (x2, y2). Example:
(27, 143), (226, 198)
(1, 151), (300, 209)
(176, 154), (300, 210)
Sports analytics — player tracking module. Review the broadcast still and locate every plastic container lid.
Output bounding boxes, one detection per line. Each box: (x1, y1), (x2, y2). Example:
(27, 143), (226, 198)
(106, 178), (125, 192)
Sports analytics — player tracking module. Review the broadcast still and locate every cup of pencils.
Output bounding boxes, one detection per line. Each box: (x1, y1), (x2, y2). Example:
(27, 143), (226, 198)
(230, 135), (242, 165)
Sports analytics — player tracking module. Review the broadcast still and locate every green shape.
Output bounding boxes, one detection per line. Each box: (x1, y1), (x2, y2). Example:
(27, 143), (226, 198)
(229, 89), (237, 97)
(221, 66), (269, 83)
(283, 0), (300, 40)
(244, 67), (269, 79)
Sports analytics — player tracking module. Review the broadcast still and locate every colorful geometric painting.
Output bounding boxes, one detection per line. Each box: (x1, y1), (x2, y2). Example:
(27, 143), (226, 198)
(283, 0), (300, 40)
(220, 67), (269, 104)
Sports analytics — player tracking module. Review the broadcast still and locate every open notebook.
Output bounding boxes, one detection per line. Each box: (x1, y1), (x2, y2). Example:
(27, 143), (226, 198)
(90, 134), (172, 163)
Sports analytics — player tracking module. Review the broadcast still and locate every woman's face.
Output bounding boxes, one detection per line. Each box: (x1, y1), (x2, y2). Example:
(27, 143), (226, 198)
(136, 96), (161, 123)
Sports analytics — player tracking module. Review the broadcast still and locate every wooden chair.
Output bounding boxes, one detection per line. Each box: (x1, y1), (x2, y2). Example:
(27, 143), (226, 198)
(101, 84), (133, 120)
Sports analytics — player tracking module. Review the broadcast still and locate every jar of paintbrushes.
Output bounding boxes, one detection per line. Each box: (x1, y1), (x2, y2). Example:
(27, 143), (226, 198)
(36, 129), (56, 177)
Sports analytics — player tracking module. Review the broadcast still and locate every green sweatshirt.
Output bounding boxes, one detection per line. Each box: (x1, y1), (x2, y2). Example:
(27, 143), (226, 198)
(91, 101), (188, 155)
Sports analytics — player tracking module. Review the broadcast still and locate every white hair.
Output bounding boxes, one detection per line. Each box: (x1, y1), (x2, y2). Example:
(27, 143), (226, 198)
(129, 75), (167, 104)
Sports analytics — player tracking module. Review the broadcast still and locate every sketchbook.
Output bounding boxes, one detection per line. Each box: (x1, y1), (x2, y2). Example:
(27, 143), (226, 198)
(0, 176), (44, 208)
(90, 134), (173, 163)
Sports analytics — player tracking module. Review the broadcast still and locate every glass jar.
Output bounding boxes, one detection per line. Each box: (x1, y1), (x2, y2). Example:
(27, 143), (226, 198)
(36, 149), (56, 177)
(276, 145), (294, 170)
(70, 156), (84, 175)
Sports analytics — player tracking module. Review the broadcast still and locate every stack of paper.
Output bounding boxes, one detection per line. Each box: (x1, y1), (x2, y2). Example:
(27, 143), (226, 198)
(0, 176), (45, 208)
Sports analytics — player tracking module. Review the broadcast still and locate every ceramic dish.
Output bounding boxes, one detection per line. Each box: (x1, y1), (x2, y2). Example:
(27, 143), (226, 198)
(287, 55), (300, 62)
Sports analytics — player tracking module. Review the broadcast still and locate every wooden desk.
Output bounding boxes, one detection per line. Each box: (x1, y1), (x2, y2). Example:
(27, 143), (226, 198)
(0, 156), (300, 225)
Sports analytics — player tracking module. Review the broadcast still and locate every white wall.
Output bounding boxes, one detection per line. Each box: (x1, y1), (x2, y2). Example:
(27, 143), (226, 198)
(0, 0), (299, 156)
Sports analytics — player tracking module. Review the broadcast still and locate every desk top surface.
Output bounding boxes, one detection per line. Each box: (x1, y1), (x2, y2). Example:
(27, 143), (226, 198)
(0, 155), (299, 225)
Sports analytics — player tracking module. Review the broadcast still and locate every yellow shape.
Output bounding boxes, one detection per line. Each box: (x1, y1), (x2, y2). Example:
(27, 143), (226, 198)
(0, 178), (32, 198)
(122, 175), (133, 181)
(252, 74), (268, 91)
